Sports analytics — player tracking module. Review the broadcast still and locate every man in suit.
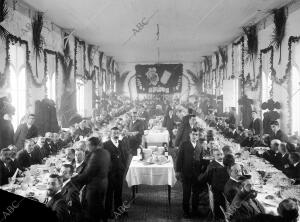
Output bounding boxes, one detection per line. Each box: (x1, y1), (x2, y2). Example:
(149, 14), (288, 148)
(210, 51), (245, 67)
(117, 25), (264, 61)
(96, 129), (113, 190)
(104, 127), (128, 218)
(36, 137), (51, 159)
(74, 147), (86, 174)
(60, 164), (82, 222)
(287, 152), (300, 184)
(176, 128), (205, 218)
(231, 178), (265, 221)
(163, 109), (177, 147)
(249, 111), (263, 137)
(278, 143), (290, 173)
(15, 140), (33, 171)
(198, 154), (235, 219)
(175, 114), (197, 148)
(270, 121), (289, 143)
(14, 114), (38, 150)
(224, 163), (243, 203)
(68, 137), (110, 222)
(206, 148), (224, 171)
(46, 174), (71, 222)
(66, 148), (76, 168)
(128, 111), (144, 155)
(262, 139), (281, 168)
(0, 148), (11, 185)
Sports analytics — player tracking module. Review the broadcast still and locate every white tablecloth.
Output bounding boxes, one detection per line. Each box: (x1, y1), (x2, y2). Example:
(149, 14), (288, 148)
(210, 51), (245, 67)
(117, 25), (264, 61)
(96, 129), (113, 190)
(126, 156), (177, 187)
(144, 130), (170, 145)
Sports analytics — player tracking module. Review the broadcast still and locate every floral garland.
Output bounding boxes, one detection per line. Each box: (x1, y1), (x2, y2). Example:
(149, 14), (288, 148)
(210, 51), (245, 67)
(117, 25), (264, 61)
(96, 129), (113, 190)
(74, 37), (87, 80)
(5, 34), (47, 88)
(0, 34), (10, 87)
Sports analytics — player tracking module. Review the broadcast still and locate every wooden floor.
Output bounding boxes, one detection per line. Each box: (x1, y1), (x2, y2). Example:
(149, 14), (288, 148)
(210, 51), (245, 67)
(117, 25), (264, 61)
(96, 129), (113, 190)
(112, 182), (212, 222)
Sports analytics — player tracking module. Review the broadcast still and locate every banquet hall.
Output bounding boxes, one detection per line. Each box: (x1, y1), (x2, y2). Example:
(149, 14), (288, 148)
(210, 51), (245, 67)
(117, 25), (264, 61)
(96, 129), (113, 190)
(0, 0), (300, 221)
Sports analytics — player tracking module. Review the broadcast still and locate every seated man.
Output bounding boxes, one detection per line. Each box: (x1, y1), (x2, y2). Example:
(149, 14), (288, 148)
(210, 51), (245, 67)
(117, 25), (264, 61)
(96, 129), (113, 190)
(262, 139), (282, 168)
(198, 154), (235, 219)
(240, 130), (255, 148)
(60, 164), (82, 222)
(224, 163), (244, 203)
(278, 143), (291, 173)
(46, 174), (71, 222)
(0, 148), (11, 185)
(230, 178), (265, 221)
(286, 152), (300, 184)
(206, 148), (224, 171)
(16, 140), (33, 171)
(37, 137), (51, 159)
(66, 148), (76, 168)
(74, 147), (86, 174)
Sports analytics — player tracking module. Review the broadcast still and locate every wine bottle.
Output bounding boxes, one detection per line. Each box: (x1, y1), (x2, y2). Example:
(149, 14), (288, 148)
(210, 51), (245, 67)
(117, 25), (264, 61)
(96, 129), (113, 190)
(140, 146), (144, 161)
(163, 143), (168, 159)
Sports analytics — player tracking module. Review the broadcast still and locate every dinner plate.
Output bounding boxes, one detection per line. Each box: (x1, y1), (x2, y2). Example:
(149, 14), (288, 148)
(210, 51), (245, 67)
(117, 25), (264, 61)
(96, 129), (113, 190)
(36, 184), (47, 190)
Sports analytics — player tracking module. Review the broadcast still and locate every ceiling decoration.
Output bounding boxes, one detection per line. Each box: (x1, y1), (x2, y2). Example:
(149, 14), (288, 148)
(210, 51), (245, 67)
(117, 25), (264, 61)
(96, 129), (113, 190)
(20, 0), (292, 63)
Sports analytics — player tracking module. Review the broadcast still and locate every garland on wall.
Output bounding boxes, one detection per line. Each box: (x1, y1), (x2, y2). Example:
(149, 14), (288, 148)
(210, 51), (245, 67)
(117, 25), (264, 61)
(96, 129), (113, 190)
(44, 49), (58, 94)
(58, 32), (73, 86)
(0, 0), (9, 41)
(74, 37), (87, 80)
(232, 36), (245, 80)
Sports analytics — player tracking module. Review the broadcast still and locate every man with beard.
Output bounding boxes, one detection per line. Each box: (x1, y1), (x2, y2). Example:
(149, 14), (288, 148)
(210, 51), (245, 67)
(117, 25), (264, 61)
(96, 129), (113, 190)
(230, 179), (265, 221)
(0, 148), (11, 185)
(60, 164), (82, 222)
(104, 127), (128, 219)
(68, 137), (110, 222)
(46, 174), (71, 222)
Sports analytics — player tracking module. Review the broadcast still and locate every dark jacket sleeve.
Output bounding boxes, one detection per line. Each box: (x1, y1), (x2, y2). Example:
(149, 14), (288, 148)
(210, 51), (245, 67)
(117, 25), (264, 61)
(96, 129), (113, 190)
(175, 122), (185, 147)
(14, 125), (22, 145)
(54, 200), (71, 222)
(176, 144), (184, 173)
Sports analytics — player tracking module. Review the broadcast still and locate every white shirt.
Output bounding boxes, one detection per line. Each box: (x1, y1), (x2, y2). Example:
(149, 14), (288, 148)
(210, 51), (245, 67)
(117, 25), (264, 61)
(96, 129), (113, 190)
(75, 161), (84, 170)
(216, 160), (224, 167)
(191, 141), (197, 148)
(294, 162), (299, 167)
(230, 177), (239, 182)
(112, 139), (119, 148)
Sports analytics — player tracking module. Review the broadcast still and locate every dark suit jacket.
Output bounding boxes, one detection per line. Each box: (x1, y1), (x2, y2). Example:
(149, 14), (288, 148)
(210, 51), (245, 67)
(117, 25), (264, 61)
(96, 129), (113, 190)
(176, 141), (204, 178)
(270, 130), (289, 143)
(249, 118), (263, 136)
(198, 166), (229, 193)
(30, 146), (43, 165)
(206, 159), (224, 172)
(128, 119), (144, 151)
(0, 119), (14, 149)
(174, 119), (192, 147)
(224, 178), (241, 203)
(0, 160), (10, 185)
(14, 123), (38, 149)
(280, 153), (291, 175)
(103, 140), (128, 177)
(232, 198), (265, 221)
(16, 150), (31, 171)
(286, 162), (300, 184)
(71, 148), (110, 191)
(46, 192), (71, 222)
(162, 114), (176, 133)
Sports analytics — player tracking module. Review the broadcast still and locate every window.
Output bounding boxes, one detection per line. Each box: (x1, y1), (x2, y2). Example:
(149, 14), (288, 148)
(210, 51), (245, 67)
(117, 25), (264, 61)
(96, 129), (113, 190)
(46, 72), (56, 101)
(9, 44), (26, 129)
(76, 79), (85, 116)
(291, 66), (300, 135)
(261, 71), (272, 102)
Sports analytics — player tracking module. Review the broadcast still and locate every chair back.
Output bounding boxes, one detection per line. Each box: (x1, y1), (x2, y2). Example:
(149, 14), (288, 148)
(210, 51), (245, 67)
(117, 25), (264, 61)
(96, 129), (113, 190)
(207, 183), (214, 217)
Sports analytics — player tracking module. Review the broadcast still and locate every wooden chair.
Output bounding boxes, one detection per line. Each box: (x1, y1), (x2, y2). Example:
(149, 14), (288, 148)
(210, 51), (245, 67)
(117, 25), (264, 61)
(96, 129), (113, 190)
(207, 183), (215, 220)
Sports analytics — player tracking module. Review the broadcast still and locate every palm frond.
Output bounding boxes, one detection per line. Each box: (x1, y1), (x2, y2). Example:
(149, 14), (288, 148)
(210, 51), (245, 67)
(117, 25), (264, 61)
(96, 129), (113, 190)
(63, 32), (70, 58)
(58, 52), (73, 85)
(243, 25), (258, 60)
(120, 71), (130, 82)
(32, 11), (44, 58)
(0, 0), (9, 41)
(219, 47), (227, 68)
(271, 7), (286, 63)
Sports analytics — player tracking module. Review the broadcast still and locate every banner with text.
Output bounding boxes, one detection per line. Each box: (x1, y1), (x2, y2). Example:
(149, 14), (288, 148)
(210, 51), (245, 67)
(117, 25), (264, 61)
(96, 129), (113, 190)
(135, 64), (183, 94)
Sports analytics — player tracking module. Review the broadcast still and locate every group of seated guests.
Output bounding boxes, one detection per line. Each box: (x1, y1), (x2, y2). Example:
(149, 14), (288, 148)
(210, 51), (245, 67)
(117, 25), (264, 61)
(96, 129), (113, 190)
(175, 125), (299, 222)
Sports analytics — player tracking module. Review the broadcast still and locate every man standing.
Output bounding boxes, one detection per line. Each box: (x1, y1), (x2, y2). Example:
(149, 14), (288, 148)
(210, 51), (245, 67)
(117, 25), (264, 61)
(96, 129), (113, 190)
(128, 111), (144, 155)
(14, 114), (38, 150)
(249, 111), (263, 137)
(176, 128), (204, 218)
(175, 114), (197, 147)
(163, 109), (177, 147)
(104, 127), (128, 218)
(69, 137), (110, 222)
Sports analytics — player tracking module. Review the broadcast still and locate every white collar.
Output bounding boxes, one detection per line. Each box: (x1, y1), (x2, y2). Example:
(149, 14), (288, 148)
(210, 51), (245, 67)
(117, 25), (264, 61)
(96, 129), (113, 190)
(112, 139), (119, 147)
(62, 178), (70, 188)
(230, 177), (240, 182)
(191, 141), (197, 148)
(76, 161), (84, 169)
(215, 160), (224, 166)
(294, 162), (299, 167)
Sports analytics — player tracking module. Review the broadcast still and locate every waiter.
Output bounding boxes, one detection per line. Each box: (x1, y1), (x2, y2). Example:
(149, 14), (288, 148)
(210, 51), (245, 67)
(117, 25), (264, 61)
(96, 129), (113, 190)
(104, 126), (128, 218)
(128, 111), (144, 155)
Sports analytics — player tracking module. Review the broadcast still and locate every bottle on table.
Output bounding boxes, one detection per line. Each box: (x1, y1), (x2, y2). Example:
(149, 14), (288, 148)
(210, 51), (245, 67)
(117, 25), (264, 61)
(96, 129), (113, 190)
(163, 142), (168, 159)
(137, 146), (144, 161)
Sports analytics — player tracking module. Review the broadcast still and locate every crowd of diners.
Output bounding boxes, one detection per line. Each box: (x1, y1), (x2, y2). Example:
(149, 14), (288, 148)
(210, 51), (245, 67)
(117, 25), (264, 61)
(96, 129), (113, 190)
(0, 95), (299, 222)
